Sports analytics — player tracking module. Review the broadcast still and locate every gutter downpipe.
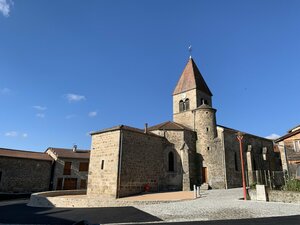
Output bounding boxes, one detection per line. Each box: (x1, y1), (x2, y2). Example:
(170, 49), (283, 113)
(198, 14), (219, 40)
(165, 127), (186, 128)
(117, 128), (124, 198)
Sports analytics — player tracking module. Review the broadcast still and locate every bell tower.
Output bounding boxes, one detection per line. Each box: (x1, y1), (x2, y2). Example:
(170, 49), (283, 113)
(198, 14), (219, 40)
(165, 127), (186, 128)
(173, 57), (222, 187)
(173, 57), (213, 130)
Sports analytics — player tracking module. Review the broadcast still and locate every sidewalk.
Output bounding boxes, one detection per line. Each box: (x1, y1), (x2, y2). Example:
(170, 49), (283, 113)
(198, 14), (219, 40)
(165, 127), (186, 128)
(120, 191), (195, 202)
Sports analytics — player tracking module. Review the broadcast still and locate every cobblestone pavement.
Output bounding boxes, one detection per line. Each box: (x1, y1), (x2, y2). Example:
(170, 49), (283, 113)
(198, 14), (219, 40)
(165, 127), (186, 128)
(130, 188), (300, 222)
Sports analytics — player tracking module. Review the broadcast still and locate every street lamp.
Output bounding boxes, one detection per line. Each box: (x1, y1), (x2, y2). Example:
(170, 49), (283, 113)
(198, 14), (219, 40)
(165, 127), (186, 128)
(237, 132), (247, 200)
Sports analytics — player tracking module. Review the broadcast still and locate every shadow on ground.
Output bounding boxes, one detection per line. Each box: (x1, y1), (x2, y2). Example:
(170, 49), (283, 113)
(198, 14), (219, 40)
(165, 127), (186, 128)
(0, 200), (162, 224)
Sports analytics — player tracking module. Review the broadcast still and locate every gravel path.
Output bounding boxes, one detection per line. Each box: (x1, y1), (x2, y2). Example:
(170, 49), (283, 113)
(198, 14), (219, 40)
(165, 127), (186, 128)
(134, 188), (300, 222)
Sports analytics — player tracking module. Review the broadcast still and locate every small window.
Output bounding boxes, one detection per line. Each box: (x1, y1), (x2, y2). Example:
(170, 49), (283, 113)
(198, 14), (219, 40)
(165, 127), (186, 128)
(204, 99), (208, 105)
(79, 162), (89, 172)
(80, 179), (87, 189)
(184, 99), (190, 110)
(206, 127), (209, 132)
(207, 146), (210, 150)
(56, 178), (63, 190)
(168, 152), (175, 172)
(101, 160), (105, 170)
(294, 140), (300, 152)
(179, 100), (184, 112)
(234, 152), (239, 171)
(63, 162), (72, 175)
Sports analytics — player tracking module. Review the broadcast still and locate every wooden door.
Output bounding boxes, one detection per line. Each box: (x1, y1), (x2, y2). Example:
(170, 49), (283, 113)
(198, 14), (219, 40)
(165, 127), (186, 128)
(63, 178), (77, 190)
(202, 167), (208, 183)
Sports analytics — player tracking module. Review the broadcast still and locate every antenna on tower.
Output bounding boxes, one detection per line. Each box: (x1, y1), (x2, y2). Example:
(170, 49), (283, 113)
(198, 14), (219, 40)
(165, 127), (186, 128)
(188, 45), (192, 58)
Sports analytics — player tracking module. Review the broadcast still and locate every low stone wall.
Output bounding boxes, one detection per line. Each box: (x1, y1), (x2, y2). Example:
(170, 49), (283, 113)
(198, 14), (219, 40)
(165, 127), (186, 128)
(33, 189), (86, 197)
(248, 189), (300, 203)
(28, 190), (87, 207)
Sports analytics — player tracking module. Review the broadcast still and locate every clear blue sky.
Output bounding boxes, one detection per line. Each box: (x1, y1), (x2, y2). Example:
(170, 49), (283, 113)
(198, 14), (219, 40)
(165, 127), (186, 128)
(0, 0), (299, 152)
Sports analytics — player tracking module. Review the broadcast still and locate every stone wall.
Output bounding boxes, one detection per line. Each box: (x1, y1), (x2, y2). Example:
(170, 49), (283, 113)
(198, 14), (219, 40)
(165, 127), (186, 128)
(248, 188), (300, 203)
(87, 130), (120, 197)
(173, 110), (194, 130)
(281, 133), (300, 178)
(182, 130), (197, 190)
(193, 106), (226, 189)
(223, 128), (278, 188)
(0, 156), (52, 193)
(119, 130), (166, 197)
(152, 129), (197, 191)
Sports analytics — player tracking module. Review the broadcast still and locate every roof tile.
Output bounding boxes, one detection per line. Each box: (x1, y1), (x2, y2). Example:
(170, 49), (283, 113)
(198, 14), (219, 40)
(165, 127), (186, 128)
(0, 148), (52, 161)
(173, 58), (212, 96)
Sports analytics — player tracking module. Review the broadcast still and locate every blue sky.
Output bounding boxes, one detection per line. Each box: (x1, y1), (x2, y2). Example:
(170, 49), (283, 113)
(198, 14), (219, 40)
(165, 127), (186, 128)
(0, 0), (299, 152)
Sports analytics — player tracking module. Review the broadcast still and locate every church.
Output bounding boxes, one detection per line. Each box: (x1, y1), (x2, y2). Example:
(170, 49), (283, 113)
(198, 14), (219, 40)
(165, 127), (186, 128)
(87, 57), (282, 198)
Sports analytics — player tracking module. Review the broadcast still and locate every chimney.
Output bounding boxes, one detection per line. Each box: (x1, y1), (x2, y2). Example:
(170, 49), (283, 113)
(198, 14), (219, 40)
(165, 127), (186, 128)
(144, 123), (148, 133)
(72, 145), (77, 152)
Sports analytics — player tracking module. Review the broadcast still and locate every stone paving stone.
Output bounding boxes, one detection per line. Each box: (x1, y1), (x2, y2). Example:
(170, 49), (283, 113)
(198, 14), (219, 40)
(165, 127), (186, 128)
(134, 188), (300, 222)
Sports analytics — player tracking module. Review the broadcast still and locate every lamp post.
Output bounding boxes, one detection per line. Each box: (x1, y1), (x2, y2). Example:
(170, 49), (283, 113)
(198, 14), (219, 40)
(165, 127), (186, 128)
(237, 132), (247, 200)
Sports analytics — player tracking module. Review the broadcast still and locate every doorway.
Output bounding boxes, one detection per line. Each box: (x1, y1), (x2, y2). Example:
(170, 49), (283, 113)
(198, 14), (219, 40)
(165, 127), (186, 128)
(202, 167), (208, 183)
(63, 178), (77, 190)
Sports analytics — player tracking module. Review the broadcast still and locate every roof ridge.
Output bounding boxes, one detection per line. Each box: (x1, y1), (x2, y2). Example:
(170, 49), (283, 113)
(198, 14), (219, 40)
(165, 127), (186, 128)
(0, 147), (45, 154)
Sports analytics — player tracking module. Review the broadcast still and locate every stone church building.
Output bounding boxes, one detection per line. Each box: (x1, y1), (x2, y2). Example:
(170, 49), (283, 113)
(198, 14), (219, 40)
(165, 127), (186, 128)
(87, 57), (282, 198)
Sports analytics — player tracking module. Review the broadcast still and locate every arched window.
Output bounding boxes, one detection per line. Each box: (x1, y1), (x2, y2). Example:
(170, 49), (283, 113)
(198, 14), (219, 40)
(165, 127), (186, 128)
(184, 99), (189, 111)
(168, 152), (175, 172)
(179, 100), (184, 112)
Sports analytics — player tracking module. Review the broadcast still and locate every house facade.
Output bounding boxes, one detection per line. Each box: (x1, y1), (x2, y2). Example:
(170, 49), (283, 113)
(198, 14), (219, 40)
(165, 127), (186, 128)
(0, 146), (90, 193)
(46, 146), (90, 190)
(275, 125), (300, 179)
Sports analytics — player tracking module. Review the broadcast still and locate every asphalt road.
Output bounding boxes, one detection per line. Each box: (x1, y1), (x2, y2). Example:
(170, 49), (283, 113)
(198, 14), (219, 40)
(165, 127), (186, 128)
(0, 200), (299, 225)
(0, 200), (161, 224)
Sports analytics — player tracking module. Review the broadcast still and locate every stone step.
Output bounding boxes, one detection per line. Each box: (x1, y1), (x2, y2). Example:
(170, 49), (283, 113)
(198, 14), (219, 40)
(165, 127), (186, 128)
(200, 183), (209, 190)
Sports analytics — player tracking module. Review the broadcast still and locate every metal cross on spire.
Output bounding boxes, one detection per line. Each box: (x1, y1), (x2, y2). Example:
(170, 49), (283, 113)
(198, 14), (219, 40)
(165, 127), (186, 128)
(188, 45), (192, 58)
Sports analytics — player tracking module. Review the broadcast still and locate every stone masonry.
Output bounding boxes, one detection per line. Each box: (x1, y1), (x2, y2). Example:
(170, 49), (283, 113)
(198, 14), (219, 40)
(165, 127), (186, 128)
(0, 155), (52, 193)
(87, 57), (283, 198)
(87, 130), (120, 197)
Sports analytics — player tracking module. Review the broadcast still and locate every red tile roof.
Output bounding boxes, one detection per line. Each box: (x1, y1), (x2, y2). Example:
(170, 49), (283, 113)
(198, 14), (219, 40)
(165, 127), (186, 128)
(0, 148), (52, 161)
(46, 147), (90, 159)
(173, 58), (212, 96)
(90, 125), (164, 138)
(148, 121), (193, 131)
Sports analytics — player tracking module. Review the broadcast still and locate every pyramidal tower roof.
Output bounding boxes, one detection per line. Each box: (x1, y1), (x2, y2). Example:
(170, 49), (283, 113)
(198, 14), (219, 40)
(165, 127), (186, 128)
(173, 57), (212, 96)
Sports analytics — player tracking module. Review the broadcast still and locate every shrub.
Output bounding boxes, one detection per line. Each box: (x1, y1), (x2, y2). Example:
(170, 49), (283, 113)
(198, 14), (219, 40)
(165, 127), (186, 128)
(283, 179), (300, 192)
(249, 182), (257, 190)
